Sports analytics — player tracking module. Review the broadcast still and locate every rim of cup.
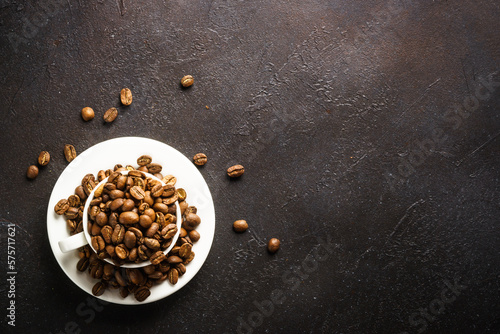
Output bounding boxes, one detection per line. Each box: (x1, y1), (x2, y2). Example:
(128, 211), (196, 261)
(82, 170), (182, 268)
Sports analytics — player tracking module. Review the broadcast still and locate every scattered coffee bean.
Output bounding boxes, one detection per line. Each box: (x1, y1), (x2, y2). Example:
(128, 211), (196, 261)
(92, 281), (107, 296)
(193, 153), (207, 166)
(81, 107), (95, 121)
(181, 75), (194, 87)
(227, 164), (245, 178)
(120, 88), (133, 106)
(64, 144), (77, 162)
(103, 107), (118, 123)
(38, 151), (50, 166)
(188, 230), (200, 242)
(267, 238), (280, 253)
(168, 268), (179, 284)
(134, 286), (150, 302)
(26, 165), (39, 179)
(54, 199), (70, 215)
(233, 220), (248, 233)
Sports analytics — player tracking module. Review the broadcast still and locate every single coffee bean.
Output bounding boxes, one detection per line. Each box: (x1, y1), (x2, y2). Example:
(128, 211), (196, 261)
(92, 281), (107, 296)
(121, 199), (135, 212)
(181, 75), (194, 87)
(67, 194), (80, 207)
(120, 88), (133, 106)
(103, 107), (118, 123)
(161, 175), (177, 186)
(227, 164), (245, 177)
(76, 257), (89, 272)
(103, 263), (115, 280)
(162, 193), (178, 205)
(179, 201), (188, 215)
(81, 107), (95, 121)
(64, 207), (79, 220)
(38, 151), (50, 166)
(75, 185), (87, 201)
(189, 230), (200, 242)
(26, 165), (39, 179)
(116, 174), (127, 190)
(124, 231), (137, 249)
(146, 163), (162, 174)
(153, 203), (169, 215)
(110, 198), (124, 211)
(184, 213), (201, 230)
(150, 251), (166, 265)
(233, 220), (248, 233)
(119, 211), (140, 225)
(97, 170), (106, 181)
(179, 243), (192, 258)
(134, 286), (150, 302)
(168, 268), (179, 284)
(91, 236), (106, 251)
(95, 212), (108, 226)
(176, 263), (186, 276)
(54, 199), (70, 215)
(144, 237), (160, 251)
(139, 214), (153, 229)
(130, 186), (145, 200)
(177, 188), (187, 202)
(161, 184), (176, 198)
(185, 206), (197, 215)
(137, 155), (152, 166)
(119, 287), (129, 298)
(115, 244), (129, 259)
(64, 144), (77, 162)
(193, 153), (207, 166)
(112, 224), (126, 244)
(183, 251), (195, 265)
(109, 189), (125, 200)
(101, 225), (113, 244)
(267, 238), (280, 253)
(146, 223), (159, 238)
(148, 271), (163, 280)
(150, 184), (163, 197)
(167, 255), (183, 264)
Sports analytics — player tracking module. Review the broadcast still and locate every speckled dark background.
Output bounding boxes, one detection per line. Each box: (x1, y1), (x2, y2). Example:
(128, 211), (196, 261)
(1, 0), (499, 333)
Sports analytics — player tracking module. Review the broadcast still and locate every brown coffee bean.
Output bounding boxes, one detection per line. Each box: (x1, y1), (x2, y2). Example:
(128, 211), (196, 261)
(83, 179), (95, 196)
(130, 186), (145, 200)
(64, 207), (79, 220)
(184, 213), (201, 230)
(103, 107), (118, 123)
(119, 287), (129, 298)
(150, 251), (166, 265)
(161, 175), (177, 186)
(189, 230), (200, 242)
(147, 163), (162, 174)
(185, 206), (197, 215)
(227, 164), (245, 177)
(162, 193), (178, 205)
(109, 189), (125, 200)
(137, 155), (152, 166)
(120, 88), (133, 106)
(110, 198), (124, 211)
(183, 251), (195, 265)
(179, 201), (188, 215)
(122, 199), (135, 212)
(103, 263), (115, 280)
(115, 270), (127, 287)
(81, 107), (95, 121)
(150, 184), (163, 197)
(148, 271), (163, 280)
(76, 257), (89, 272)
(115, 244), (129, 259)
(139, 214), (153, 229)
(181, 75), (194, 87)
(267, 238), (280, 253)
(119, 211), (139, 225)
(112, 224), (126, 244)
(101, 225), (113, 244)
(74, 185), (87, 201)
(233, 220), (248, 233)
(124, 231), (137, 249)
(91, 223), (102, 236)
(92, 281), (106, 296)
(176, 263), (186, 276)
(26, 165), (39, 179)
(144, 237), (160, 251)
(67, 195), (80, 207)
(168, 268), (179, 284)
(91, 236), (106, 251)
(179, 243), (192, 258)
(97, 170), (106, 182)
(95, 212), (108, 226)
(167, 255), (183, 264)
(54, 199), (70, 215)
(193, 153), (207, 166)
(134, 286), (150, 302)
(38, 151), (50, 166)
(64, 144), (77, 162)
(177, 188), (187, 202)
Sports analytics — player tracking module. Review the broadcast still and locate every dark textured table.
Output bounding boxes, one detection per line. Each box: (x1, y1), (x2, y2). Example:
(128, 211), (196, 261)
(1, 1), (499, 333)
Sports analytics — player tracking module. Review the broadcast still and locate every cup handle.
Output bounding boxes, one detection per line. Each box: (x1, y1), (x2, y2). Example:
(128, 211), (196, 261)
(58, 232), (88, 253)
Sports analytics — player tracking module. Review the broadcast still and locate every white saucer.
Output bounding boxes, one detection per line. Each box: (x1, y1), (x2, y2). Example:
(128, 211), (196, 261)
(46, 137), (215, 305)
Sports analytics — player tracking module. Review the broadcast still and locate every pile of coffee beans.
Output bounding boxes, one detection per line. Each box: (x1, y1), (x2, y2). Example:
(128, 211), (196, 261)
(55, 156), (201, 302)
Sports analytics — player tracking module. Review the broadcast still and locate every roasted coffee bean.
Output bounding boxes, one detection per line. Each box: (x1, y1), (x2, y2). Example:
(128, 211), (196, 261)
(119, 287), (129, 298)
(66, 219), (77, 233)
(103, 107), (118, 123)
(76, 257), (89, 272)
(82, 173), (96, 185)
(65, 207), (79, 220)
(179, 243), (192, 258)
(145, 223), (160, 238)
(177, 188), (187, 201)
(137, 155), (152, 166)
(89, 206), (100, 221)
(181, 75), (194, 87)
(171, 246), (180, 255)
(109, 212), (118, 228)
(185, 206), (197, 215)
(184, 213), (201, 230)
(183, 251), (195, 265)
(150, 251), (166, 265)
(193, 153), (207, 166)
(38, 151), (50, 166)
(144, 237), (160, 251)
(233, 220), (248, 233)
(122, 199), (135, 211)
(124, 231), (137, 249)
(81, 107), (95, 121)
(146, 163), (162, 174)
(168, 268), (179, 284)
(116, 174), (127, 190)
(152, 203), (168, 215)
(91, 223), (102, 236)
(267, 238), (280, 253)
(110, 198), (124, 211)
(95, 212), (108, 226)
(138, 203), (149, 214)
(26, 165), (39, 179)
(101, 225), (113, 244)
(128, 247), (138, 262)
(158, 262), (170, 273)
(126, 269), (144, 285)
(151, 184), (163, 197)
(139, 214), (153, 229)
(97, 170), (106, 181)
(75, 185), (87, 201)
(119, 211), (139, 225)
(120, 88), (133, 106)
(115, 270), (127, 287)
(176, 263), (186, 276)
(54, 199), (70, 215)
(138, 245), (149, 261)
(227, 164), (245, 177)
(112, 224), (125, 244)
(90, 262), (104, 279)
(109, 189), (125, 200)
(179, 228), (187, 238)
(189, 230), (200, 242)
(83, 180), (95, 196)
(105, 245), (116, 257)
(148, 271), (163, 280)
(64, 144), (77, 162)
(130, 186), (145, 200)
(167, 255), (183, 264)
(179, 201), (188, 215)
(134, 286), (150, 302)
(92, 281), (107, 296)
(115, 244), (129, 259)
(162, 193), (178, 206)
(67, 194), (81, 207)
(92, 236), (106, 251)
(161, 184), (176, 198)
(144, 208), (156, 222)
(75, 221), (83, 233)
(103, 264), (115, 280)
(161, 224), (178, 239)
(161, 175), (177, 186)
